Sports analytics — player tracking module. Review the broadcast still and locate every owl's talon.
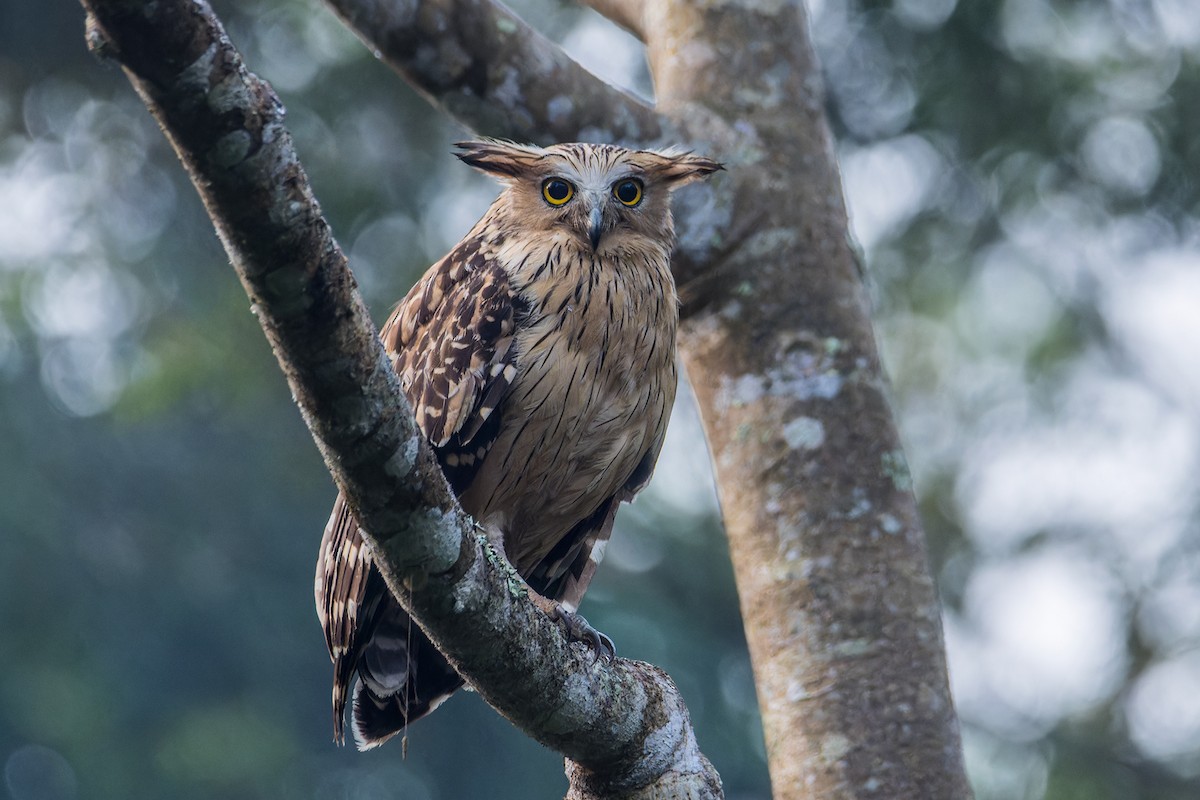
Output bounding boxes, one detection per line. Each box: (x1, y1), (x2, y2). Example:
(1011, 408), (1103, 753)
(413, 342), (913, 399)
(551, 605), (616, 663)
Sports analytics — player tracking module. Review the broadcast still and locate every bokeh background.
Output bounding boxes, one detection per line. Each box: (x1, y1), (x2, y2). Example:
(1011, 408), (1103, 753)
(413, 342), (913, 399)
(1, 0), (1198, 798)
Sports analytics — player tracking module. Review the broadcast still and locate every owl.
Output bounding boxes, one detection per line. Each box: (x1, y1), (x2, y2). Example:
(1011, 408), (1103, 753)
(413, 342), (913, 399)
(315, 140), (721, 749)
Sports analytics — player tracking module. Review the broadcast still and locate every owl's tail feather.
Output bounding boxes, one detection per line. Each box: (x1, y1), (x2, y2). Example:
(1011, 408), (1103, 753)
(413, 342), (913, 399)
(348, 607), (465, 750)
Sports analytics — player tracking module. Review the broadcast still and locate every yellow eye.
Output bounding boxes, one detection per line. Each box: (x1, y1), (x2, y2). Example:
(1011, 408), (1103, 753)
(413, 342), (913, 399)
(542, 178), (574, 206)
(612, 179), (643, 207)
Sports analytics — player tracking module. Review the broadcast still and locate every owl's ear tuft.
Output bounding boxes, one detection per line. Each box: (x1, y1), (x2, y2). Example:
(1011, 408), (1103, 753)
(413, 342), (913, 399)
(638, 149), (724, 189)
(455, 140), (546, 181)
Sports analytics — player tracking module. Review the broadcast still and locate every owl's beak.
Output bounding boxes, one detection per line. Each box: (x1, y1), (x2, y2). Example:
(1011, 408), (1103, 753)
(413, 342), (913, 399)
(587, 206), (603, 251)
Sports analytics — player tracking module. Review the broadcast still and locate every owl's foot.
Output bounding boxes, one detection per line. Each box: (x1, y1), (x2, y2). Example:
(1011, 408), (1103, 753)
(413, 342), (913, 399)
(530, 593), (616, 663)
(553, 605), (616, 663)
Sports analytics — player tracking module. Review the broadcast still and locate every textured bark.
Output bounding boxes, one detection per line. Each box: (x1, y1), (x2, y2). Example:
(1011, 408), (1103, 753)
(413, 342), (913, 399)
(644, 3), (972, 797)
(78, 1), (718, 797)
(322, 0), (664, 145)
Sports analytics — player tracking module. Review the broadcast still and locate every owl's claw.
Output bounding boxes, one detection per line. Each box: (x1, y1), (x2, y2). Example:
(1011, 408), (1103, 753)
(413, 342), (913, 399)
(550, 605), (616, 663)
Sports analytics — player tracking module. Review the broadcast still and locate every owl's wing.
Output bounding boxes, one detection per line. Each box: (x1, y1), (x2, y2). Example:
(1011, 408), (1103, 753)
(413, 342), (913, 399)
(315, 493), (388, 740)
(382, 235), (524, 491)
(316, 234), (524, 741)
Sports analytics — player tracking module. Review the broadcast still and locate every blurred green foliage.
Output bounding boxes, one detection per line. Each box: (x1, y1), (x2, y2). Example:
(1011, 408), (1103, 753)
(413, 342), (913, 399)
(2, 0), (1199, 799)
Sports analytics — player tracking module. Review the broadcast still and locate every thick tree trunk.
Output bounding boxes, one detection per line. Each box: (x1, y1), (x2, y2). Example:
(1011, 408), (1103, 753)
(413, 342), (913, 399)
(640, 3), (972, 797)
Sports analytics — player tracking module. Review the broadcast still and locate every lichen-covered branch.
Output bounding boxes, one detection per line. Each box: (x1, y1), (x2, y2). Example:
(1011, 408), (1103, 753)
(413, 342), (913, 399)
(322, 0), (664, 146)
(77, 1), (719, 797)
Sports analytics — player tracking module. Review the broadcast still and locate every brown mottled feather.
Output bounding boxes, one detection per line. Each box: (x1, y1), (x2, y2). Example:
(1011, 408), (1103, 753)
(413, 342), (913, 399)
(315, 140), (720, 749)
(316, 230), (521, 743)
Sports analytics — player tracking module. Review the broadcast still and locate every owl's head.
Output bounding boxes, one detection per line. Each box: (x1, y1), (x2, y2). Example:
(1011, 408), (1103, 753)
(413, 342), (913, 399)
(456, 140), (721, 252)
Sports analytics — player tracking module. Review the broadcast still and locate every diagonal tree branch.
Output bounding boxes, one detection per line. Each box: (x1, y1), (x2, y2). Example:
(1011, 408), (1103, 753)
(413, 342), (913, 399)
(322, 0), (665, 146)
(78, 1), (719, 797)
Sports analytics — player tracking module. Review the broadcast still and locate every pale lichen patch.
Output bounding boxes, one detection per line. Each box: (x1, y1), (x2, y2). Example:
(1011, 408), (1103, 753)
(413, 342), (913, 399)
(640, 688), (687, 768)
(744, 227), (800, 258)
(732, 64), (791, 110)
(821, 733), (852, 763)
(541, 670), (591, 735)
(546, 95), (573, 126)
(878, 512), (903, 534)
(490, 66), (524, 110)
(382, 434), (420, 481)
(768, 363), (843, 401)
(881, 449), (913, 492)
(716, 373), (765, 410)
(778, 520), (803, 561)
(843, 488), (872, 519)
(783, 415), (825, 450)
(832, 638), (876, 658)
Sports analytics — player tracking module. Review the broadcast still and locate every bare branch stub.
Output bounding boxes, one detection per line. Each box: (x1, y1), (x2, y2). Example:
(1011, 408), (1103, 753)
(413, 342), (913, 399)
(323, 0), (665, 146)
(78, 0), (721, 796)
